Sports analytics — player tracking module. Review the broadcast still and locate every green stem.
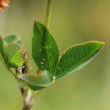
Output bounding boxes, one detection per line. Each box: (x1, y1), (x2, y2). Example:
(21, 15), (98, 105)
(45, 0), (53, 28)
(7, 67), (17, 79)
(21, 1), (53, 110)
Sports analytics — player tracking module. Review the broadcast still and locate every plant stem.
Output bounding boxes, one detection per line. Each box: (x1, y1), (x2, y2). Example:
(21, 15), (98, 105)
(21, 89), (40, 110)
(7, 67), (17, 79)
(45, 0), (53, 28)
(22, 89), (34, 110)
(21, 0), (53, 109)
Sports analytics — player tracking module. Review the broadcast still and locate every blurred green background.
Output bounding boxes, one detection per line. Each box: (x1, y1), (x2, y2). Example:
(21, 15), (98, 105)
(0, 0), (110, 110)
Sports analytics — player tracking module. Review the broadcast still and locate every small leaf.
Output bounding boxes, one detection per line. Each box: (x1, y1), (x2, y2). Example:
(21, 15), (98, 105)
(18, 70), (53, 91)
(0, 36), (4, 56)
(8, 48), (24, 67)
(32, 21), (59, 76)
(5, 43), (19, 62)
(55, 41), (105, 79)
(4, 35), (21, 44)
(0, 36), (6, 63)
(6, 43), (24, 67)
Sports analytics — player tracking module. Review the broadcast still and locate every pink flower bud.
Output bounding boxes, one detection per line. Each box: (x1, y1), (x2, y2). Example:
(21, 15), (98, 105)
(22, 48), (27, 59)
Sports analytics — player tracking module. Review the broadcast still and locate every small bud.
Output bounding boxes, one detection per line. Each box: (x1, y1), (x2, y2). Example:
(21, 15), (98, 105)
(22, 48), (27, 59)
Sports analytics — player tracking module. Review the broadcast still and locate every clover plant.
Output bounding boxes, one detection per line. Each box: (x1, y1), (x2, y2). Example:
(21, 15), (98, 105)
(0, 0), (105, 110)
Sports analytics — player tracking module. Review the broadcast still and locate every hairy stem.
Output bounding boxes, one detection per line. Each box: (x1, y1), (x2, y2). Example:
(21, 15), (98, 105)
(45, 0), (53, 28)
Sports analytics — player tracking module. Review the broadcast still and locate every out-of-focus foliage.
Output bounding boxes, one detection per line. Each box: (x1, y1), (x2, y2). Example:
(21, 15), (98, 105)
(4, 35), (21, 44)
(0, 36), (24, 68)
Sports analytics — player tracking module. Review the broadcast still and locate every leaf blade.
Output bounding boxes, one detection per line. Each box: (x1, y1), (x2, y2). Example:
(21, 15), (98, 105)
(0, 36), (4, 56)
(0, 36), (6, 63)
(32, 21), (59, 75)
(8, 48), (24, 67)
(55, 41), (105, 79)
(18, 70), (53, 90)
(6, 43), (24, 67)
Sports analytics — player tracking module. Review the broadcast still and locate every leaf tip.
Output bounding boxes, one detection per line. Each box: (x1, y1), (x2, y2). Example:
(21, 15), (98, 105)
(34, 21), (41, 25)
(90, 41), (105, 45)
(89, 41), (105, 50)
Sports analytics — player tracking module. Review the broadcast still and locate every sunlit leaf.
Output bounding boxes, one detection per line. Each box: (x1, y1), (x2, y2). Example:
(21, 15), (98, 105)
(5, 43), (19, 62)
(6, 43), (24, 67)
(8, 48), (24, 67)
(32, 21), (59, 76)
(55, 41), (105, 79)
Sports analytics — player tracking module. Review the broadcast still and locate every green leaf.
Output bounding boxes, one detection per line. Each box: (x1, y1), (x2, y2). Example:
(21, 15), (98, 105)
(8, 48), (24, 67)
(0, 36), (5, 63)
(5, 43), (19, 62)
(0, 36), (4, 56)
(4, 35), (21, 44)
(55, 41), (105, 79)
(27, 85), (45, 91)
(6, 43), (24, 67)
(32, 21), (59, 76)
(18, 70), (53, 91)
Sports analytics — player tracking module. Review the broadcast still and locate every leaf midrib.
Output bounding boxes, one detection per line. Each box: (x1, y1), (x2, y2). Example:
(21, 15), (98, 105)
(37, 23), (50, 71)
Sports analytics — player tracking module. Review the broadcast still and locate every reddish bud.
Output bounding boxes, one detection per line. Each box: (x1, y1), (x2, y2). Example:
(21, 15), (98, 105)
(22, 48), (27, 59)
